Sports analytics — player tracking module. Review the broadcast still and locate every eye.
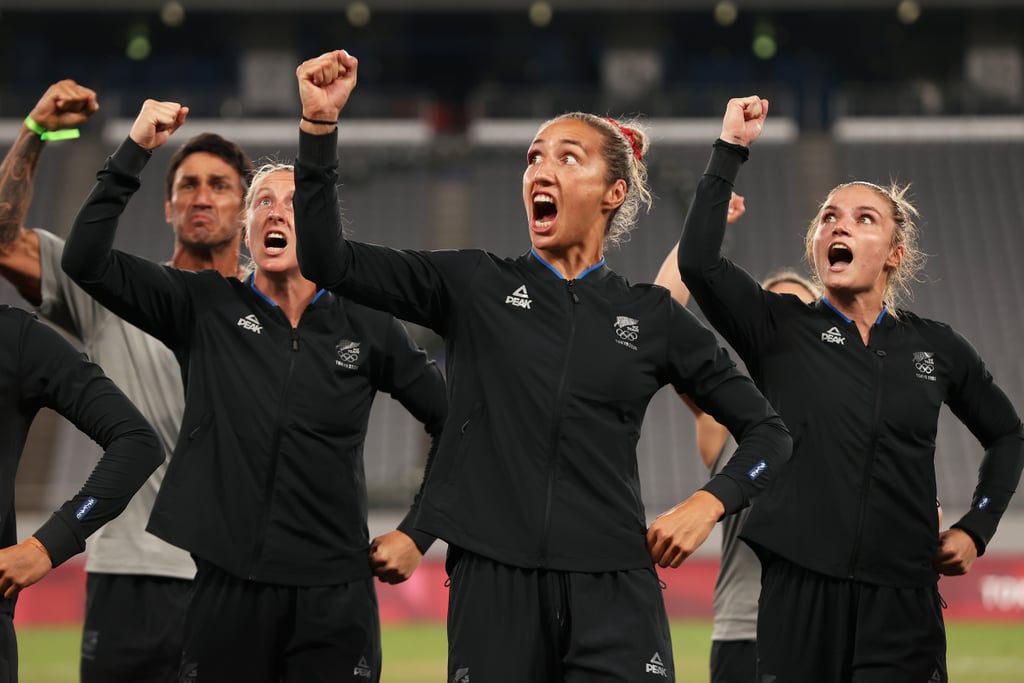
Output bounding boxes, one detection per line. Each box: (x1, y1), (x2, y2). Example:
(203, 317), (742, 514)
(258, 197), (272, 207)
(858, 214), (875, 224)
(563, 153), (578, 165)
(527, 152), (541, 165)
(821, 212), (835, 223)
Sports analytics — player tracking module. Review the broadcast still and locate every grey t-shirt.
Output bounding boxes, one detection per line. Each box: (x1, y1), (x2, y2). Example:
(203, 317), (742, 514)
(37, 229), (194, 579)
(710, 434), (759, 641)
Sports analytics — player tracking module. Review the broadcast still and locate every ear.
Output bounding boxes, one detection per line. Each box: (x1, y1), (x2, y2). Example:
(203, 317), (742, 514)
(164, 199), (173, 224)
(885, 243), (904, 270)
(602, 178), (627, 212)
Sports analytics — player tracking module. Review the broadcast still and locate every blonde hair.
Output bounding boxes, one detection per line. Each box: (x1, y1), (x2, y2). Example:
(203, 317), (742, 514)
(540, 112), (653, 246)
(804, 180), (925, 311)
(762, 269), (821, 300)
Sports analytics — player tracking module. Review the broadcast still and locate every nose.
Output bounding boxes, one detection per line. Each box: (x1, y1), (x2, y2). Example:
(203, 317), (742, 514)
(193, 182), (213, 205)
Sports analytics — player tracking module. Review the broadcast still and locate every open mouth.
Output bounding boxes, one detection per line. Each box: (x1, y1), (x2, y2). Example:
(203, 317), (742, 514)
(265, 231), (287, 251)
(828, 243), (852, 266)
(533, 194), (557, 226)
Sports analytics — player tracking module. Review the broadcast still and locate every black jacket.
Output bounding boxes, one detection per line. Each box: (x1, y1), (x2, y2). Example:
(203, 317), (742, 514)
(0, 306), (160, 611)
(294, 129), (792, 572)
(679, 140), (1024, 587)
(63, 138), (447, 587)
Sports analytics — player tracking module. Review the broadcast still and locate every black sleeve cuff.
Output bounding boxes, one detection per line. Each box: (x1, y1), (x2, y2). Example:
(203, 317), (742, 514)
(701, 474), (747, 518)
(298, 127), (339, 170)
(32, 511), (85, 568)
(705, 139), (749, 185)
(397, 514), (436, 555)
(111, 136), (153, 177)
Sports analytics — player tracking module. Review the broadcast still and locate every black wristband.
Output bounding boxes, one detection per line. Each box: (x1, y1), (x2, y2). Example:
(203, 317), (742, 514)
(302, 115), (338, 126)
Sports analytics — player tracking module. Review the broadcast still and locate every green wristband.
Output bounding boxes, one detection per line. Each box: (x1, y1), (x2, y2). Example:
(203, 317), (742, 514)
(24, 115), (80, 142)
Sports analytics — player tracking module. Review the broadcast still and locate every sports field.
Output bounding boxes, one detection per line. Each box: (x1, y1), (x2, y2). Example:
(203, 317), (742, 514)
(16, 620), (1024, 682)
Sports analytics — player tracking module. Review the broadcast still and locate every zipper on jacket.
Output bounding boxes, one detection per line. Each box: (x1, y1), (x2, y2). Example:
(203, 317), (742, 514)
(248, 326), (302, 577)
(847, 346), (886, 577)
(539, 280), (579, 564)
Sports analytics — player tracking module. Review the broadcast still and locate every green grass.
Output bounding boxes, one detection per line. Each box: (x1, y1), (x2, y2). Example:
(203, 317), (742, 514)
(15, 621), (1024, 682)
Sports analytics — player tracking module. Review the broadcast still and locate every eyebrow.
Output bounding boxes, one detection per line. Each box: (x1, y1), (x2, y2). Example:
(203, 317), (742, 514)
(823, 204), (883, 215)
(178, 173), (234, 185)
(530, 137), (586, 150)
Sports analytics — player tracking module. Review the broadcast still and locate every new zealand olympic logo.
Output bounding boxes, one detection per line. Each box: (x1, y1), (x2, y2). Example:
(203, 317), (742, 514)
(336, 339), (362, 368)
(614, 316), (640, 350)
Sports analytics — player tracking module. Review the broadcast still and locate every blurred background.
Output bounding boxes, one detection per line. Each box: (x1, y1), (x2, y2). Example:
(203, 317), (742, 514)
(1, 0), (1023, 629)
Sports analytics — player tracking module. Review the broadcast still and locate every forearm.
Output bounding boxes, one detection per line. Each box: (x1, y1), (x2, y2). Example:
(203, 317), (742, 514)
(953, 426), (1024, 555)
(677, 140), (747, 279)
(294, 127), (349, 288)
(0, 128), (44, 243)
(62, 137), (149, 283)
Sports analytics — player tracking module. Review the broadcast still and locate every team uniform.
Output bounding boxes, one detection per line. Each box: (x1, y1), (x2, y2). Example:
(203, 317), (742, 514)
(678, 140), (1024, 682)
(293, 128), (793, 683)
(34, 228), (195, 683)
(0, 305), (161, 683)
(63, 137), (447, 683)
(708, 435), (759, 683)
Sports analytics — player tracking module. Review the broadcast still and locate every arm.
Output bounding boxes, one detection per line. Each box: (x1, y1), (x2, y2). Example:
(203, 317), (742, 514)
(368, 316), (448, 583)
(676, 97), (783, 358)
(935, 331), (1024, 574)
(646, 303), (792, 568)
(655, 193), (745, 467)
(61, 100), (193, 345)
(0, 314), (160, 598)
(294, 50), (467, 332)
(0, 80), (99, 304)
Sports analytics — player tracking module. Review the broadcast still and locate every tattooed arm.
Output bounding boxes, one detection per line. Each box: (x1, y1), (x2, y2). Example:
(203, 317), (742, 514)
(0, 80), (98, 305)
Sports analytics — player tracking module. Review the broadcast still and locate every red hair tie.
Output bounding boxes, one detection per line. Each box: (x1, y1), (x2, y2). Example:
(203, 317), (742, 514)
(605, 117), (642, 161)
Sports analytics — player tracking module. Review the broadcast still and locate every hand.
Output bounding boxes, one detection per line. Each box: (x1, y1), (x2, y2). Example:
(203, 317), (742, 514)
(726, 192), (746, 225)
(27, 79), (99, 132)
(128, 99), (188, 152)
(296, 49), (358, 125)
(369, 530), (423, 585)
(933, 528), (978, 576)
(720, 96), (769, 147)
(646, 490), (724, 568)
(0, 537), (52, 599)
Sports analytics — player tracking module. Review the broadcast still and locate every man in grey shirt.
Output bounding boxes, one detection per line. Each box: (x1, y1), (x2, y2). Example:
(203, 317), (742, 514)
(0, 79), (252, 683)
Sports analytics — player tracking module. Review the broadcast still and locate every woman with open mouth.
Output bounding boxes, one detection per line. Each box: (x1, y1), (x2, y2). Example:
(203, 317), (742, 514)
(293, 49), (793, 683)
(678, 95), (1024, 683)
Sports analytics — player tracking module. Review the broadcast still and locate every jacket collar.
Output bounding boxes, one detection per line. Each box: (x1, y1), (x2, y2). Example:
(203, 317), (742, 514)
(528, 248), (611, 282)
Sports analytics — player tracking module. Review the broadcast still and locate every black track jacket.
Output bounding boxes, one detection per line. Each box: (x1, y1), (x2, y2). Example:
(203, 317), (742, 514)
(679, 140), (1024, 587)
(294, 129), (792, 573)
(62, 138), (447, 587)
(0, 306), (160, 611)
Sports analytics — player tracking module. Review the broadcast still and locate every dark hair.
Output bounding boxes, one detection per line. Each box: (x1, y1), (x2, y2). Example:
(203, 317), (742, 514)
(164, 133), (253, 200)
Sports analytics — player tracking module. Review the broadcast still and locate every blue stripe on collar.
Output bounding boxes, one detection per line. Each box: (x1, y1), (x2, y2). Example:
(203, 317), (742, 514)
(250, 276), (325, 307)
(821, 296), (888, 326)
(530, 248), (605, 280)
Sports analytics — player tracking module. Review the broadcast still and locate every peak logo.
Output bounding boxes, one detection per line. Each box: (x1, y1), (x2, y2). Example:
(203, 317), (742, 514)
(821, 326), (845, 345)
(645, 651), (668, 677)
(238, 314), (262, 335)
(505, 285), (532, 309)
(353, 656), (373, 678)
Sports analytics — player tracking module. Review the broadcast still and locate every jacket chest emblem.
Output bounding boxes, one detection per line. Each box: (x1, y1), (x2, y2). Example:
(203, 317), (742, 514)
(505, 284), (532, 309)
(913, 351), (937, 382)
(336, 339), (363, 370)
(614, 316), (639, 351)
(237, 313), (263, 335)
(820, 325), (845, 345)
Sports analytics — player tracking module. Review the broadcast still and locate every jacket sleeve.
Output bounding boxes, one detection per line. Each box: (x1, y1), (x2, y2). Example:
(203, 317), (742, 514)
(61, 137), (193, 348)
(943, 328), (1024, 555)
(18, 313), (161, 567)
(665, 299), (792, 515)
(294, 128), (474, 336)
(374, 315), (448, 553)
(676, 139), (789, 359)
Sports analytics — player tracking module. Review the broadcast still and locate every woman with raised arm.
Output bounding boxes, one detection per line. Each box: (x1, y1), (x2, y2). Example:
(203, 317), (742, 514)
(677, 95), (1024, 682)
(293, 50), (792, 683)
